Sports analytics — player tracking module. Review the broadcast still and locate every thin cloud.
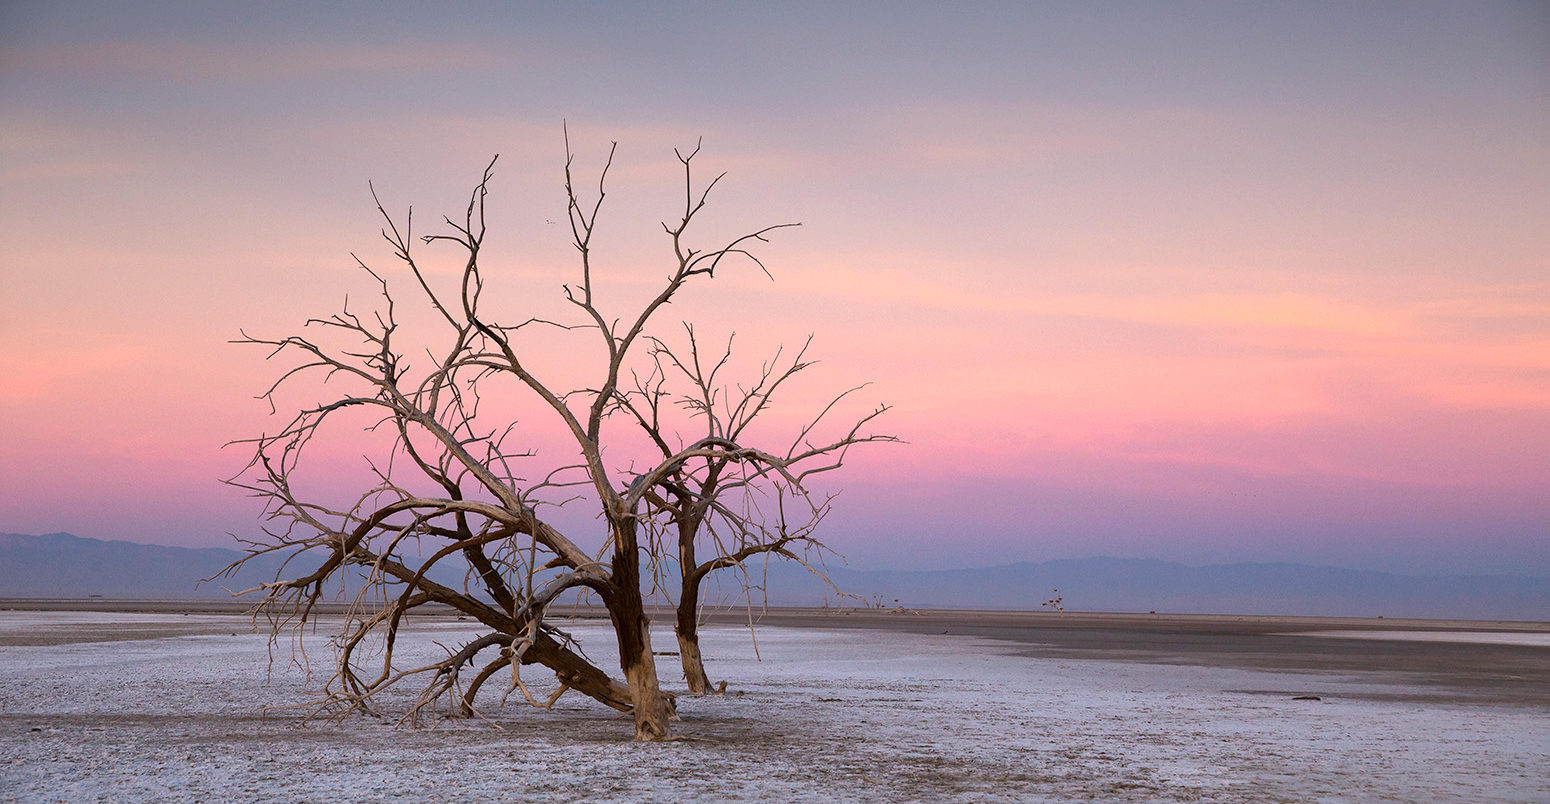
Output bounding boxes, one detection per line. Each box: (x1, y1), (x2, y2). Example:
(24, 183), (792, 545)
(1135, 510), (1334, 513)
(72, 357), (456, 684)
(3, 39), (514, 83)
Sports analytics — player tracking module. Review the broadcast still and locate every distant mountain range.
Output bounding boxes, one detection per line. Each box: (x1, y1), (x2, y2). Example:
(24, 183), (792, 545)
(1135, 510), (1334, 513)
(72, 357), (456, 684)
(0, 532), (469, 603)
(2, 532), (1546, 621)
(0, 531), (295, 601)
(746, 559), (1550, 621)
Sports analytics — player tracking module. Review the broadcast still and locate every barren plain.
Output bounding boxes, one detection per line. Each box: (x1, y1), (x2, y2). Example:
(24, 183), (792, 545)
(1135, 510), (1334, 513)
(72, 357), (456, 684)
(1, 604), (1546, 802)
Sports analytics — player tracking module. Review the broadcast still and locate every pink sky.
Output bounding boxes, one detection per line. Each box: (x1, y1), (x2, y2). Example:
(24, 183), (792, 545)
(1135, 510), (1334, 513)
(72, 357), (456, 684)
(1, 3), (1546, 574)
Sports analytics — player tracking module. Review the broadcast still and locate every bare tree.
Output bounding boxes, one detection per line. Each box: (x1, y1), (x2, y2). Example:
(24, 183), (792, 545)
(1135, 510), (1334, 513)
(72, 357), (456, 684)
(618, 327), (894, 693)
(222, 134), (848, 741)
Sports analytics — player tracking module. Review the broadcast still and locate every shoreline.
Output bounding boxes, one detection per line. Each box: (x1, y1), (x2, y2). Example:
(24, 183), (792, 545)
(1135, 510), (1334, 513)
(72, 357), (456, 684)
(4, 596), (1544, 631)
(3, 599), (1547, 707)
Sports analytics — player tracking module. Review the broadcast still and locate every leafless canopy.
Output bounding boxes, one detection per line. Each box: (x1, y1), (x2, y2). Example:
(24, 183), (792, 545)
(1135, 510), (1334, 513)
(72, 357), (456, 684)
(221, 133), (891, 740)
(620, 326), (896, 691)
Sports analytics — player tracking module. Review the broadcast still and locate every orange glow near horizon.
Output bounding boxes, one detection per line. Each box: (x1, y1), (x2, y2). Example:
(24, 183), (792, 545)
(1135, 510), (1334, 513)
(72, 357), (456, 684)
(1, 3), (1545, 574)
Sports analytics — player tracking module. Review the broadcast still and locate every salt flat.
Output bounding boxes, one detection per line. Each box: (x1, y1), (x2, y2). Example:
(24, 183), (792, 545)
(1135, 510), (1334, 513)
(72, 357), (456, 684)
(1287, 630), (1550, 647)
(1, 611), (1545, 803)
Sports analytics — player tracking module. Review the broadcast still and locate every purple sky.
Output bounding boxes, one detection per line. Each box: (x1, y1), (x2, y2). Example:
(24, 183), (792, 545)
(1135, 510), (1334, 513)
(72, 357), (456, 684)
(1, 2), (1546, 574)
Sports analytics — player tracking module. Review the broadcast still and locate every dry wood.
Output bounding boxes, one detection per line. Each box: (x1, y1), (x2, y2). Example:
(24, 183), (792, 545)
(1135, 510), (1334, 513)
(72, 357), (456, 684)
(619, 326), (897, 693)
(220, 131), (847, 739)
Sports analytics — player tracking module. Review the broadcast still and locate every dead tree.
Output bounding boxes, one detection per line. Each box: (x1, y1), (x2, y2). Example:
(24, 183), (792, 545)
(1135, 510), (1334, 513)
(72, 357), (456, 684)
(224, 134), (803, 740)
(618, 327), (894, 693)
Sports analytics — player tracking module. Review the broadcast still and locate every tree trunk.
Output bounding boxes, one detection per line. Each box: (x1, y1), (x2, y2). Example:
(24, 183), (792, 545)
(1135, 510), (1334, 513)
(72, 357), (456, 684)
(397, 571), (635, 713)
(675, 520), (715, 694)
(530, 631), (635, 712)
(677, 570), (713, 694)
(455, 630), (634, 716)
(609, 522), (672, 741)
(620, 618), (670, 740)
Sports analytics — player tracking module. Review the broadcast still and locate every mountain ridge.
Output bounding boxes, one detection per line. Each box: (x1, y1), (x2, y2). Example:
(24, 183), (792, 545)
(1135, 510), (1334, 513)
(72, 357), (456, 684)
(2, 532), (1545, 620)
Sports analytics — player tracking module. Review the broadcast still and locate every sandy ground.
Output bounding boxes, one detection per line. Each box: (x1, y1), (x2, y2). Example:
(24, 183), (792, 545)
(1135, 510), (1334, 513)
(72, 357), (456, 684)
(1, 607), (1546, 803)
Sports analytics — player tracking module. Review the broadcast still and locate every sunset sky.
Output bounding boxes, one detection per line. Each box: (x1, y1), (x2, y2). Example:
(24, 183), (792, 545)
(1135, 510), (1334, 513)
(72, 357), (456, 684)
(2, 2), (1546, 575)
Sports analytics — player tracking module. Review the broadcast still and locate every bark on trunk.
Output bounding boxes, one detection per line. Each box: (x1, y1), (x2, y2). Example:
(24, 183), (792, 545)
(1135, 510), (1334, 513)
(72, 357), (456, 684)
(676, 629), (712, 695)
(530, 631), (635, 712)
(675, 520), (715, 694)
(676, 571), (713, 694)
(455, 631), (633, 716)
(621, 621), (670, 740)
(610, 521), (672, 741)
(394, 572), (634, 713)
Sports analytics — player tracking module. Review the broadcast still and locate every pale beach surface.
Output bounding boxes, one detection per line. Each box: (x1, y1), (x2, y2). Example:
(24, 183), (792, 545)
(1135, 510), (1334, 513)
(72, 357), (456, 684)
(1, 607), (1546, 803)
